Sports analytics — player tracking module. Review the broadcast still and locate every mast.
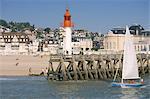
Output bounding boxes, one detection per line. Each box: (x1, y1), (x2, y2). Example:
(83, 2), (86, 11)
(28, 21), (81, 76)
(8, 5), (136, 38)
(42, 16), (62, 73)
(113, 54), (123, 82)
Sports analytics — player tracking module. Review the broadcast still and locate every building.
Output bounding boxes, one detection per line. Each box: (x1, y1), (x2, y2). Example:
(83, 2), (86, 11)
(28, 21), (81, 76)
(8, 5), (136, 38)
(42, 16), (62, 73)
(72, 37), (93, 54)
(0, 25), (12, 33)
(0, 32), (30, 55)
(72, 29), (89, 37)
(103, 25), (150, 53)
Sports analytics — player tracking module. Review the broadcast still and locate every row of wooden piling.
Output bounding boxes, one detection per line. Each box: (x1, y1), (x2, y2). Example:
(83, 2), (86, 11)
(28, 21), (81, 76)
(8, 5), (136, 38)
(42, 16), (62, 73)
(47, 54), (150, 81)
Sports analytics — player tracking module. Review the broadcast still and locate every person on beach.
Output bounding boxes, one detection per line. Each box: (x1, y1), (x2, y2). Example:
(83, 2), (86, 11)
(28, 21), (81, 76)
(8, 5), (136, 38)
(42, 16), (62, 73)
(45, 67), (49, 75)
(29, 67), (32, 75)
(16, 63), (19, 66)
(40, 68), (45, 75)
(45, 67), (49, 80)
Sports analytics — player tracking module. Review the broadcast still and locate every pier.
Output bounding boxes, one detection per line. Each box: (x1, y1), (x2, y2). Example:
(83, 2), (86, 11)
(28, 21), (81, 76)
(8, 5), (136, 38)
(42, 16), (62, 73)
(47, 54), (150, 81)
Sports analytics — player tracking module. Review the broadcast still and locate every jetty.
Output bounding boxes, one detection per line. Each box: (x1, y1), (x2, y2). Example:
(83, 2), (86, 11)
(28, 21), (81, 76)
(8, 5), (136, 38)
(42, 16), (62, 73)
(47, 54), (150, 81)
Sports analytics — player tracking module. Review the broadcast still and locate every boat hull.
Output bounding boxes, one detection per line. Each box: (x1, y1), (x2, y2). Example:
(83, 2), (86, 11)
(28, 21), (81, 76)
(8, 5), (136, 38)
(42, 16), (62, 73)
(111, 82), (143, 88)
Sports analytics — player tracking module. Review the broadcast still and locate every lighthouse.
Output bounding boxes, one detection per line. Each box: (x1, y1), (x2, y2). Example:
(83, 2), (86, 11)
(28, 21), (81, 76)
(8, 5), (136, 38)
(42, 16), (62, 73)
(62, 8), (73, 55)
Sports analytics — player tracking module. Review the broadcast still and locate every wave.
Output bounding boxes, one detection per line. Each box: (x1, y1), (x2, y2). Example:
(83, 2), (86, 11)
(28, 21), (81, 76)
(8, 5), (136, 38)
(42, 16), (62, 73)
(0, 77), (46, 81)
(0, 78), (17, 80)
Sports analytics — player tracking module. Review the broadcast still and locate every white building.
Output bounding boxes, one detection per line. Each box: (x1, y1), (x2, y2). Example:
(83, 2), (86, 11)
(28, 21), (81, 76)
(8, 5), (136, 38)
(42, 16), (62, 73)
(103, 29), (150, 54)
(0, 32), (30, 55)
(0, 32), (41, 55)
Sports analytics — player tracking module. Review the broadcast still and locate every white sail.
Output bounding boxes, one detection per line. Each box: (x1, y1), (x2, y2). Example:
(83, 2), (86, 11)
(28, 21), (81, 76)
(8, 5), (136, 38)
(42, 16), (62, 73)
(122, 26), (140, 80)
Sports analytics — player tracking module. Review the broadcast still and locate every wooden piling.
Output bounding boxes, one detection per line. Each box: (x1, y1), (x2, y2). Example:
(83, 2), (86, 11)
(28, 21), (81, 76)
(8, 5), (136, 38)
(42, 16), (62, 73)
(47, 54), (149, 81)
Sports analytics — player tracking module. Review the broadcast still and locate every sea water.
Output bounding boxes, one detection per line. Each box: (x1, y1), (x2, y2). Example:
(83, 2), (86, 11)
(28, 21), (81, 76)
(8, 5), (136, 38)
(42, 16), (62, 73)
(0, 75), (149, 99)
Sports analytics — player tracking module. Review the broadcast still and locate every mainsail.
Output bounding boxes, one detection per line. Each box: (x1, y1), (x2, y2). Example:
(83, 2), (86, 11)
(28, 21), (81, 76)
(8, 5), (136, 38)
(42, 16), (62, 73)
(122, 26), (139, 80)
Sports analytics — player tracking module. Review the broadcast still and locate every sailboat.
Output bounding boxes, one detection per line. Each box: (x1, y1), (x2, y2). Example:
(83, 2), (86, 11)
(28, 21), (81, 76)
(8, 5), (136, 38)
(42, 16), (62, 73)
(111, 26), (144, 88)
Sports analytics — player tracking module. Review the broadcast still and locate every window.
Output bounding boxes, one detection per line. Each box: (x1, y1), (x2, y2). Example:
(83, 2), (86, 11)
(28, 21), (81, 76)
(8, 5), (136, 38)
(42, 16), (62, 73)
(0, 45), (5, 50)
(86, 48), (89, 51)
(144, 45), (146, 51)
(138, 45), (139, 51)
(107, 42), (108, 49)
(110, 42), (112, 49)
(141, 45), (143, 51)
(65, 16), (70, 20)
(113, 42), (116, 49)
(8, 39), (10, 42)
(135, 46), (136, 51)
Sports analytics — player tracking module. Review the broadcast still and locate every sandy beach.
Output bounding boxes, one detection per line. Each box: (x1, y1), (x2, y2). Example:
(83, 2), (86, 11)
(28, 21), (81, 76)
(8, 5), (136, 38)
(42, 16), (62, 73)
(0, 55), (59, 76)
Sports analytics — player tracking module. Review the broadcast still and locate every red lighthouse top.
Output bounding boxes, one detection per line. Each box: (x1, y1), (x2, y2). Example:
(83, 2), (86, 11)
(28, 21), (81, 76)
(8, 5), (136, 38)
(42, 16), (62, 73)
(63, 8), (73, 27)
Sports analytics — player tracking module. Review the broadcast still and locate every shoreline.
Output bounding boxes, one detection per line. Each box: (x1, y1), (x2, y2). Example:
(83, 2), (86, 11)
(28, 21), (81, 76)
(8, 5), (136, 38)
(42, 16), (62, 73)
(0, 75), (45, 77)
(0, 55), (58, 76)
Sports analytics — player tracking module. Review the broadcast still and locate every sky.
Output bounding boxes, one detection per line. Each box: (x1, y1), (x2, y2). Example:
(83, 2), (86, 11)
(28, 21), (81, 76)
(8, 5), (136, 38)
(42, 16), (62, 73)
(0, 0), (149, 33)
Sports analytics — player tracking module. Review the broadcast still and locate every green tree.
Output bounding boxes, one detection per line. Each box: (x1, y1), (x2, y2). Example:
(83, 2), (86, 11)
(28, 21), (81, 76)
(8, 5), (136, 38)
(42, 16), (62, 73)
(0, 19), (8, 27)
(30, 25), (35, 31)
(91, 48), (99, 51)
(44, 27), (51, 33)
(36, 31), (44, 39)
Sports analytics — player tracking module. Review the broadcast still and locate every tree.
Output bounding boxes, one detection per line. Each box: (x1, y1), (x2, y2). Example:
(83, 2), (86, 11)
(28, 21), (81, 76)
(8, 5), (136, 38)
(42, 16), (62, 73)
(30, 25), (35, 31)
(91, 48), (99, 51)
(0, 19), (8, 27)
(9, 21), (15, 26)
(44, 27), (51, 33)
(36, 31), (44, 39)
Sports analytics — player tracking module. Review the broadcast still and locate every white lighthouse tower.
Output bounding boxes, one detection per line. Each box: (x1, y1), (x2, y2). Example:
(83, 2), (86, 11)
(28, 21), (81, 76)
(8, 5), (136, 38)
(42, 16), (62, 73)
(62, 8), (73, 55)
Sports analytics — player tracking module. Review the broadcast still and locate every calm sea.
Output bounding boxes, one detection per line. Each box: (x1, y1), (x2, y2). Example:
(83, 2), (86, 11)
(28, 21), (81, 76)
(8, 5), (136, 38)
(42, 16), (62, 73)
(0, 75), (149, 99)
